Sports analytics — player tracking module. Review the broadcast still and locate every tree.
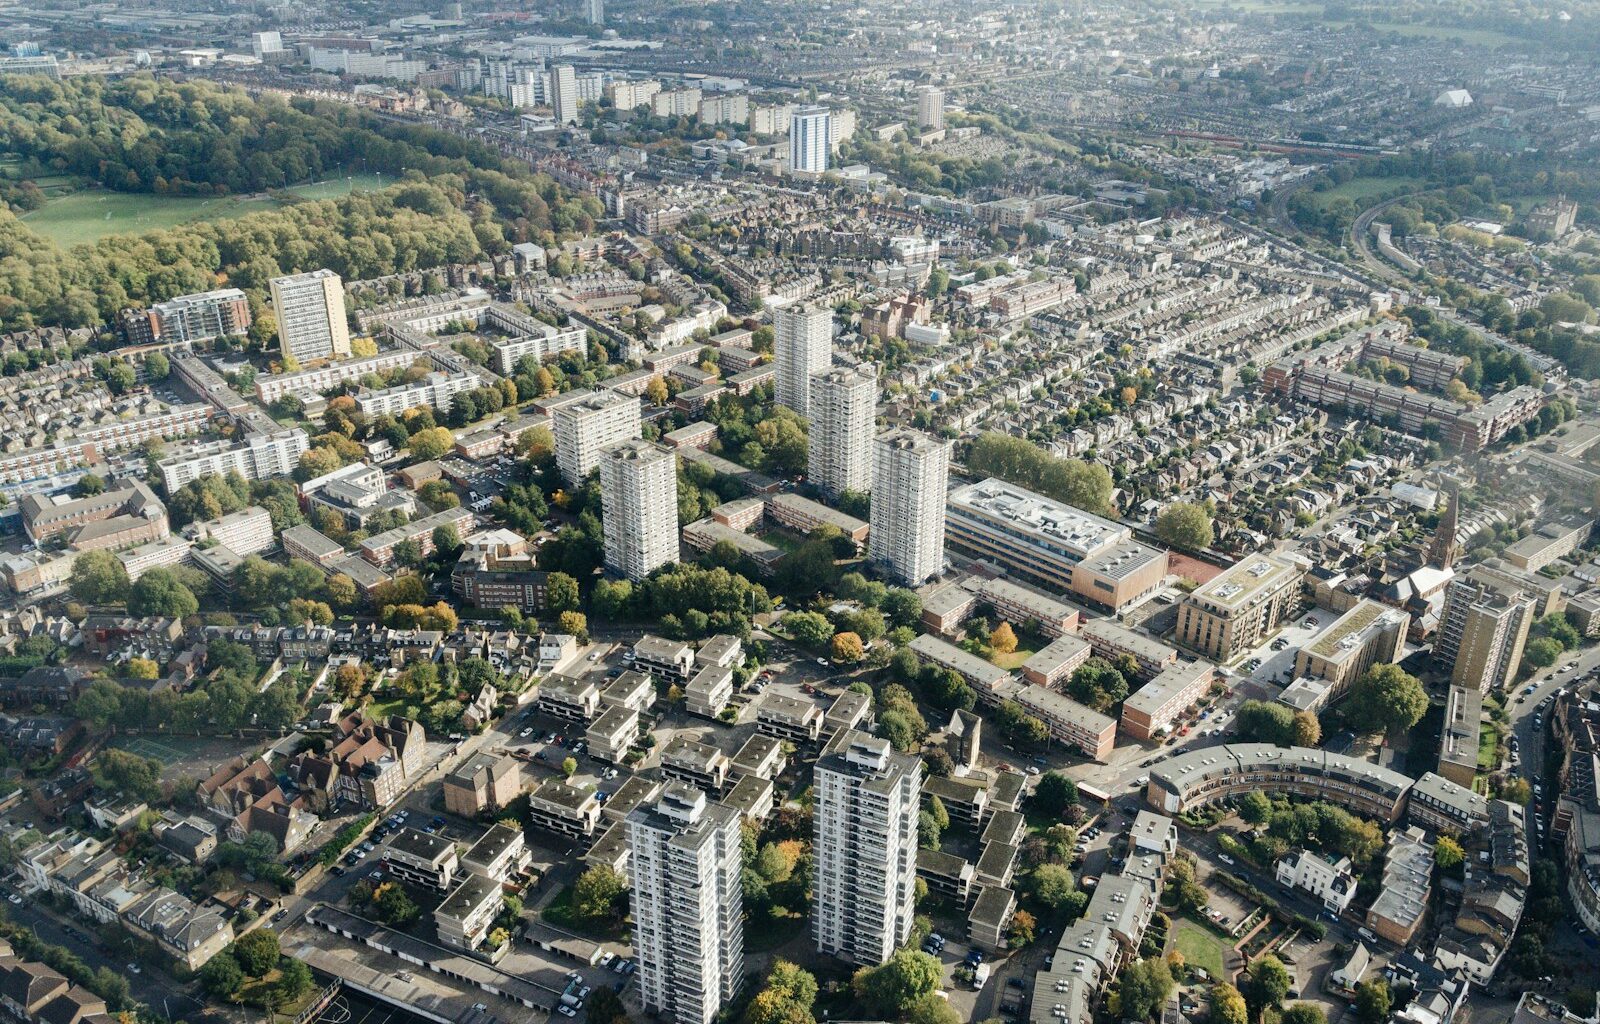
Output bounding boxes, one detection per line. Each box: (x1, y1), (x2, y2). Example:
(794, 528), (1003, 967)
(534, 570), (579, 612)
(1354, 981), (1391, 1024)
(1434, 836), (1465, 869)
(831, 631), (865, 663)
(558, 610), (589, 644)
(1066, 657), (1130, 714)
(587, 988), (630, 1024)
(69, 550), (130, 605)
(561, 756), (577, 778)
(1210, 985), (1248, 1024)
(275, 959), (312, 1005)
(1245, 956), (1291, 1021)
(128, 568), (199, 618)
(1155, 501), (1215, 552)
(1292, 710), (1321, 747)
(200, 953), (244, 1000)
(1239, 791), (1273, 825)
(94, 749), (163, 800)
(851, 950), (942, 1015)
(990, 621), (1018, 655)
(124, 657), (159, 680)
(73, 473), (106, 497)
(1235, 700), (1298, 745)
(375, 883), (420, 926)
(1282, 1006), (1326, 1024)
(432, 524), (462, 558)
(918, 809), (942, 850)
(408, 426), (455, 461)
(981, 885), (1031, 939)
(905, 994), (961, 1024)
(1523, 637), (1562, 671)
(783, 611), (834, 648)
(1031, 772), (1079, 816)
(573, 865), (627, 923)
(965, 432), (1113, 515)
(1344, 664), (1427, 736)
(1501, 777), (1532, 804)
(233, 929), (280, 976)
(145, 351), (170, 380)
(1119, 957), (1177, 1022)
(1024, 863), (1076, 909)
(326, 573), (358, 610)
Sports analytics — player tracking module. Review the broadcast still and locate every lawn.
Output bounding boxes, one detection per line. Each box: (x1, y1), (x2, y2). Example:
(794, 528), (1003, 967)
(989, 648), (1034, 670)
(1478, 720), (1500, 772)
(1307, 176), (1425, 213)
(1172, 917), (1228, 980)
(746, 907), (808, 952)
(18, 172), (392, 247)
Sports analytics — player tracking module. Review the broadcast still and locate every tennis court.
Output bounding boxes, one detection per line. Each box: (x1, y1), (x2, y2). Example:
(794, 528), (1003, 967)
(113, 736), (190, 765)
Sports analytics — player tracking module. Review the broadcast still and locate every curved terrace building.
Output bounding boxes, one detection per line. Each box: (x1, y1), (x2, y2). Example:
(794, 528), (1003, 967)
(1144, 743), (1415, 824)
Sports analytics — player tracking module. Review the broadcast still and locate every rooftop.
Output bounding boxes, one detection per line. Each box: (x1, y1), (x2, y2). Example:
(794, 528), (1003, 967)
(948, 478), (1127, 560)
(1305, 600), (1404, 660)
(1190, 552), (1303, 611)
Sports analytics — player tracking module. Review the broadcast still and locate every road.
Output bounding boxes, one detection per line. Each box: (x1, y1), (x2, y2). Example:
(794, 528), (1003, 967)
(2, 896), (219, 1024)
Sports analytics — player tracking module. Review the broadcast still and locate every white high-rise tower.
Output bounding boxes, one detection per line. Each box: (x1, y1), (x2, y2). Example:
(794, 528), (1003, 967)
(813, 731), (923, 965)
(550, 63), (578, 125)
(627, 786), (744, 1024)
(599, 438), (678, 581)
(585, 0), (603, 25)
(270, 270), (350, 365)
(916, 85), (945, 130)
(870, 428), (951, 586)
(789, 105), (831, 174)
(774, 305), (832, 418)
(807, 365), (876, 499)
(553, 388), (642, 485)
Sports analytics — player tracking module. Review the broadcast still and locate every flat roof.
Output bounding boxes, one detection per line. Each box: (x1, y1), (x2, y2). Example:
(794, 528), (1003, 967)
(1305, 599), (1403, 660)
(1023, 635), (1093, 675)
(1015, 685), (1116, 733)
(948, 478), (1127, 561)
(1189, 552), (1303, 612)
(767, 492), (869, 535)
(1123, 660), (1213, 717)
(908, 633), (1012, 687)
(1081, 618), (1178, 662)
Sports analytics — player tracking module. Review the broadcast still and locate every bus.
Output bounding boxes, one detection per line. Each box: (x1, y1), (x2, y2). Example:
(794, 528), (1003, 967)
(1078, 782), (1113, 807)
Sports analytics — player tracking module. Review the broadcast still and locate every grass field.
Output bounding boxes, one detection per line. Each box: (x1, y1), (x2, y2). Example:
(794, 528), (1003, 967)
(18, 172), (391, 247)
(1172, 917), (1229, 979)
(1307, 175), (1425, 213)
(989, 649), (1034, 670)
(1322, 19), (1528, 49)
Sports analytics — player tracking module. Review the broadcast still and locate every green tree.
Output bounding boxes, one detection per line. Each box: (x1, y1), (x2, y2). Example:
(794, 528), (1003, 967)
(1030, 772), (1079, 816)
(1282, 1006), (1326, 1024)
(965, 432), (1113, 515)
(573, 865), (627, 923)
(1523, 636), (1563, 671)
(1239, 791), (1273, 825)
(1434, 836), (1465, 869)
(1245, 956), (1291, 1021)
(1344, 664), (1427, 736)
(850, 949), (942, 1015)
(199, 952), (244, 1000)
(561, 756), (578, 778)
(1119, 957), (1177, 1022)
(1155, 501), (1215, 552)
(128, 568), (199, 618)
(1355, 981), (1391, 1024)
(72, 473), (106, 497)
(408, 426), (455, 461)
(1024, 863), (1076, 909)
(69, 549), (130, 605)
(546, 572), (581, 612)
(275, 959), (313, 1005)
(783, 610), (834, 648)
(233, 929), (280, 976)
